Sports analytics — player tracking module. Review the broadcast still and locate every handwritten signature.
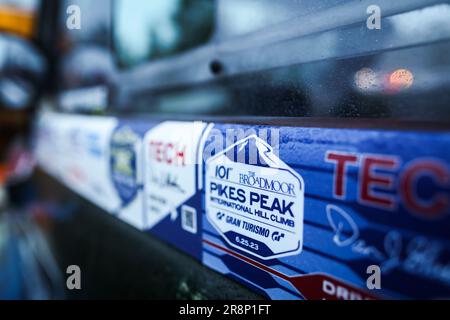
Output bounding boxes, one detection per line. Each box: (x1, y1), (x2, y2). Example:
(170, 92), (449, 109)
(151, 172), (185, 194)
(326, 205), (450, 286)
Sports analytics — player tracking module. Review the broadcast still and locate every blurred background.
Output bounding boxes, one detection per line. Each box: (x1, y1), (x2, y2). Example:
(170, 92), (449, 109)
(1, 0), (450, 299)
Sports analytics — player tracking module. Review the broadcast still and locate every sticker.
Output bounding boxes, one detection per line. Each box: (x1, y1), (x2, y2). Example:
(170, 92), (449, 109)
(110, 125), (140, 207)
(290, 273), (378, 300)
(202, 125), (450, 300)
(203, 239), (377, 300)
(143, 121), (207, 229)
(205, 135), (304, 260)
(36, 114), (450, 299)
(35, 112), (119, 212)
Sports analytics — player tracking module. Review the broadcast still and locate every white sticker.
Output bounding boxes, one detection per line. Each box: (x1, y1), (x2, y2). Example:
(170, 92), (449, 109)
(143, 121), (207, 229)
(35, 112), (119, 213)
(206, 135), (304, 260)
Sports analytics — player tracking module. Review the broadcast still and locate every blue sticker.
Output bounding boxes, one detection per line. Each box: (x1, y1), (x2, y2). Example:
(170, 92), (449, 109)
(202, 125), (450, 300)
(110, 125), (140, 206)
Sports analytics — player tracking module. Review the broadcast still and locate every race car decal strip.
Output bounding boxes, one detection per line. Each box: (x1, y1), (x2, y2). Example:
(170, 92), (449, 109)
(34, 112), (450, 300)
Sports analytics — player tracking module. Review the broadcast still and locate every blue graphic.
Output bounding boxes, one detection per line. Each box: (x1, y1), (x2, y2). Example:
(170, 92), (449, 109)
(202, 124), (450, 300)
(110, 125), (140, 206)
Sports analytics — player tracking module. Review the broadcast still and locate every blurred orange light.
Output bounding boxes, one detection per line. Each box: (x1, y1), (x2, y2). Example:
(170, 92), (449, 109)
(388, 68), (414, 91)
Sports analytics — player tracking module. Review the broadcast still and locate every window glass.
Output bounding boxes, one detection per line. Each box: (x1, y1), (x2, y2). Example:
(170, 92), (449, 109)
(126, 3), (450, 123)
(216, 0), (351, 39)
(57, 0), (112, 52)
(113, 0), (214, 69)
(56, 0), (115, 91)
(0, 0), (38, 11)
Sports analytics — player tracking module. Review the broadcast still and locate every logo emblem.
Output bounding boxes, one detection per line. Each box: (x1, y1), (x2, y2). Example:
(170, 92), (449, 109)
(110, 126), (140, 206)
(206, 135), (305, 260)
